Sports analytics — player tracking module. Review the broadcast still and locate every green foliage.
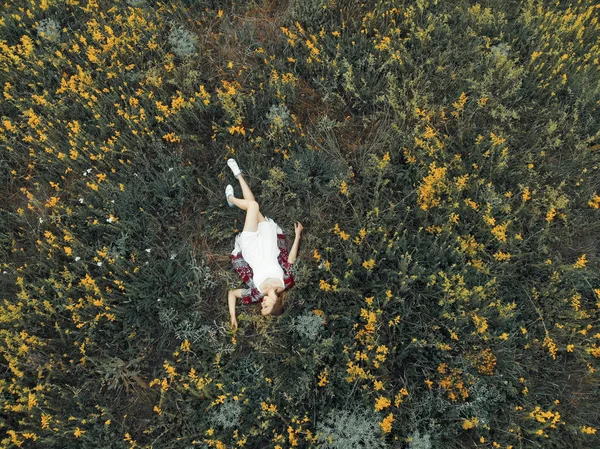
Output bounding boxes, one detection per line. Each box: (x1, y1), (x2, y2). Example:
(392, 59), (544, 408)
(168, 24), (199, 59)
(209, 397), (242, 429)
(1, 0), (600, 448)
(407, 429), (433, 449)
(291, 311), (324, 341)
(36, 17), (61, 43)
(315, 407), (386, 449)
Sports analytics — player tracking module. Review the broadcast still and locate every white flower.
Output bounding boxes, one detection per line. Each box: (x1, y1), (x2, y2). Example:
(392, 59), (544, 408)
(111, 200), (115, 203)
(79, 198), (84, 203)
(168, 167), (174, 172)
(39, 217), (44, 224)
(107, 217), (114, 223)
(75, 256), (81, 261)
(145, 248), (151, 253)
(170, 253), (176, 260)
(97, 262), (102, 266)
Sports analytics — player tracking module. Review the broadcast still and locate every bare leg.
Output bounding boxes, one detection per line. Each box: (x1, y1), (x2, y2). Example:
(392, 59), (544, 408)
(237, 174), (255, 202)
(233, 174), (266, 223)
(229, 195), (267, 224)
(239, 200), (259, 232)
(228, 195), (252, 210)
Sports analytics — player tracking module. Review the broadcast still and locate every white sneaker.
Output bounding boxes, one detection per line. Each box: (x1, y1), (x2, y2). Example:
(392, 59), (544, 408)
(225, 184), (235, 207)
(227, 158), (242, 178)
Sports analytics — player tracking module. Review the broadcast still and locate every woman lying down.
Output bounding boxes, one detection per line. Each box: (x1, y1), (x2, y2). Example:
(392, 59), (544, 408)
(225, 158), (303, 330)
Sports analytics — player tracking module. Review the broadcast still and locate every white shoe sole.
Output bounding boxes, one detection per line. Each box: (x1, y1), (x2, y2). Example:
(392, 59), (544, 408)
(226, 185), (235, 207)
(227, 158), (242, 178)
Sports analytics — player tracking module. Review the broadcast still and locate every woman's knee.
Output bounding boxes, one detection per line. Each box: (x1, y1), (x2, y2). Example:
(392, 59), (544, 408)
(248, 200), (260, 210)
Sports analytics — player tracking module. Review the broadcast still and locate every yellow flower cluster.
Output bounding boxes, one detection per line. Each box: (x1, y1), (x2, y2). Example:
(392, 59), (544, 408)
(464, 198), (479, 210)
(195, 85), (211, 106)
(227, 125), (246, 136)
(379, 413), (394, 433)
(362, 258), (375, 270)
(493, 251), (511, 261)
(490, 131), (506, 146)
(491, 221), (510, 242)
(378, 151), (391, 170)
(313, 249), (321, 262)
(470, 347), (497, 375)
(317, 367), (329, 386)
(388, 315), (401, 327)
(462, 416), (479, 430)
(529, 405), (562, 429)
(280, 26), (298, 47)
(451, 92), (468, 118)
(374, 36), (391, 51)
(543, 333), (558, 360)
(162, 132), (181, 143)
(393, 388), (409, 407)
(354, 228), (367, 245)
(333, 223), (350, 240)
(572, 254), (587, 269)
(438, 365), (472, 402)
(373, 380), (385, 391)
(374, 395), (391, 411)
(457, 234), (482, 256)
(180, 339), (191, 352)
(260, 402), (277, 413)
(472, 314), (488, 334)
(319, 279), (332, 291)
(339, 180), (349, 196)
(417, 162), (448, 210)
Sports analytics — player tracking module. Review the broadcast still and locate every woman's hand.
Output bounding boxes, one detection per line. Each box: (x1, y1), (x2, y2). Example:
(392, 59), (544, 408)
(294, 221), (304, 236)
(230, 315), (238, 331)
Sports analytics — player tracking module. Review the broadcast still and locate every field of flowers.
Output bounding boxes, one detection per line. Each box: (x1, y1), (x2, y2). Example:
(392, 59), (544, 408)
(1, 0), (600, 447)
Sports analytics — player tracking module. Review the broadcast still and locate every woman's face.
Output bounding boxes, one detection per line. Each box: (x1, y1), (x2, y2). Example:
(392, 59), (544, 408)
(261, 287), (283, 316)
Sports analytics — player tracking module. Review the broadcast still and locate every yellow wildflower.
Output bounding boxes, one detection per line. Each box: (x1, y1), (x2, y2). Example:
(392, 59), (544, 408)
(339, 180), (349, 196)
(362, 259), (375, 270)
(463, 417), (479, 430)
(380, 413), (394, 433)
(573, 254), (587, 269)
(374, 396), (391, 411)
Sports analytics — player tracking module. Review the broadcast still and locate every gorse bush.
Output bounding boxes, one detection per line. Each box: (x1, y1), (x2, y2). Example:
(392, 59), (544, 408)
(1, 0), (599, 448)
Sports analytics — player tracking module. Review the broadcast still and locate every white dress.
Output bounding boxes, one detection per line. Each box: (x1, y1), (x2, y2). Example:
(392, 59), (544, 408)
(231, 216), (284, 293)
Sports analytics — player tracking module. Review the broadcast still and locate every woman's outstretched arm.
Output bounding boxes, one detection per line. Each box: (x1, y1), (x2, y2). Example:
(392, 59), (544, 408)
(288, 222), (303, 264)
(228, 288), (243, 330)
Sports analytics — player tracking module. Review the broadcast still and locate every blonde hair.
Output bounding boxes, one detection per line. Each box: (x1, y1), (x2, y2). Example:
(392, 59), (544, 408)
(262, 288), (287, 317)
